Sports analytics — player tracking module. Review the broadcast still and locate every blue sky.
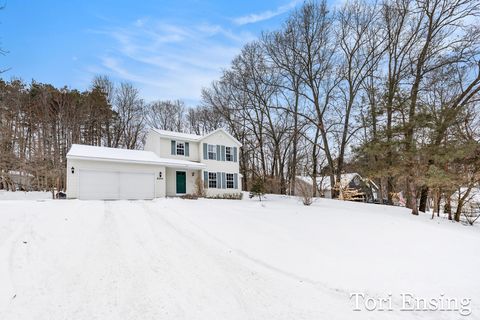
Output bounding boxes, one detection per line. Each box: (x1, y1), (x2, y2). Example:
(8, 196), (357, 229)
(1, 0), (304, 105)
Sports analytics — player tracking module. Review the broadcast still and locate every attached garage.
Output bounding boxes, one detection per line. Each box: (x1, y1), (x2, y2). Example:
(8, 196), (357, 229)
(66, 144), (207, 200)
(78, 170), (155, 200)
(66, 145), (167, 200)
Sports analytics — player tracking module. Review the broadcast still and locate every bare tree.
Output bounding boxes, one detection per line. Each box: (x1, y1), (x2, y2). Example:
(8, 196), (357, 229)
(113, 82), (145, 149)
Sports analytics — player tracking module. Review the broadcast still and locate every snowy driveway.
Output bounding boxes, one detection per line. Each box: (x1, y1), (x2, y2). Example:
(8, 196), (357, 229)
(0, 197), (479, 319)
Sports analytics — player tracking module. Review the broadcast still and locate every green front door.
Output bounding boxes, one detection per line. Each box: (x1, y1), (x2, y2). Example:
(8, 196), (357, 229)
(176, 171), (186, 194)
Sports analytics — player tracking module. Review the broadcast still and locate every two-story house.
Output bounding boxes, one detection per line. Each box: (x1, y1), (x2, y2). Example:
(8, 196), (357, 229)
(66, 128), (242, 200)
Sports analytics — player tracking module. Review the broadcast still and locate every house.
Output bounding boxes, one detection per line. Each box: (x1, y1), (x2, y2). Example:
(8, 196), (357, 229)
(0, 170), (34, 191)
(451, 187), (480, 217)
(296, 173), (379, 202)
(66, 128), (242, 200)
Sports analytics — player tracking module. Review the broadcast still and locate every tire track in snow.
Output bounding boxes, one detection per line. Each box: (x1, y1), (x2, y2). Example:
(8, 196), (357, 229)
(140, 201), (264, 320)
(151, 200), (348, 296)
(142, 201), (332, 320)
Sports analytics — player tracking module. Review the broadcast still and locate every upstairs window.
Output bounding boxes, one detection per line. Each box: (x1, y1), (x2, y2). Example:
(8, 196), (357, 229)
(226, 173), (234, 188)
(208, 144), (216, 160)
(176, 142), (185, 156)
(208, 172), (217, 188)
(226, 147), (232, 161)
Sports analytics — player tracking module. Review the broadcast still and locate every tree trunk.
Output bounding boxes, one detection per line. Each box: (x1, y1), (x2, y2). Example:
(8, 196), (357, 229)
(418, 185), (429, 212)
(445, 194), (452, 220)
(408, 178), (419, 215)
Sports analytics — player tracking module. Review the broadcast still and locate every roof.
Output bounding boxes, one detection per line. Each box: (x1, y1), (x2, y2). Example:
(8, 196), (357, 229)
(151, 128), (242, 146)
(67, 144), (206, 169)
(297, 173), (362, 190)
(8, 170), (34, 177)
(151, 129), (202, 141)
(200, 128), (242, 146)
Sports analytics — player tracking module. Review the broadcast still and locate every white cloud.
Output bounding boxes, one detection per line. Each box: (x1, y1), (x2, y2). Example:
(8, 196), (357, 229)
(232, 0), (301, 25)
(89, 20), (254, 103)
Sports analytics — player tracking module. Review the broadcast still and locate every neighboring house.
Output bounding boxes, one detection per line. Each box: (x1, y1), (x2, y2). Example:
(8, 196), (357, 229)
(66, 128), (242, 200)
(296, 173), (379, 202)
(451, 187), (480, 217)
(0, 170), (34, 191)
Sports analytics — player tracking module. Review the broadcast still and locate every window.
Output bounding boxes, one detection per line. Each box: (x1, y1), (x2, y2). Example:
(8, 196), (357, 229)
(208, 172), (217, 188)
(208, 144), (216, 160)
(176, 142), (185, 155)
(226, 173), (234, 189)
(226, 147), (232, 161)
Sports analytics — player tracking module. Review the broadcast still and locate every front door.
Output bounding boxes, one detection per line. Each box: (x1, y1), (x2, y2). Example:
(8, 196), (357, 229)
(176, 171), (186, 194)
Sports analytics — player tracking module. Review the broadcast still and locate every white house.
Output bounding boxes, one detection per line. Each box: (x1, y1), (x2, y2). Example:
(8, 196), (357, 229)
(66, 128), (242, 200)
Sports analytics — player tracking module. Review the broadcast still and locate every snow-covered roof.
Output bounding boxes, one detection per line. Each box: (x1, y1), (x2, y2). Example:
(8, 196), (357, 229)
(151, 129), (203, 141)
(452, 187), (480, 204)
(200, 128), (242, 146)
(151, 128), (242, 146)
(297, 173), (362, 190)
(8, 170), (34, 177)
(67, 144), (206, 169)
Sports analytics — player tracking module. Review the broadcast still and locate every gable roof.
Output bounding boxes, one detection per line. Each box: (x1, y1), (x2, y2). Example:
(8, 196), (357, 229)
(199, 128), (242, 146)
(151, 128), (242, 146)
(151, 129), (202, 142)
(67, 144), (206, 169)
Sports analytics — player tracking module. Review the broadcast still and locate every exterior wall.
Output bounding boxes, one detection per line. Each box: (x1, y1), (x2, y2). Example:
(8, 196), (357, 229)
(165, 168), (201, 196)
(158, 137), (200, 161)
(144, 130), (161, 156)
(200, 130), (240, 174)
(66, 158), (166, 199)
(144, 128), (242, 197)
(200, 130), (242, 196)
(144, 130), (200, 162)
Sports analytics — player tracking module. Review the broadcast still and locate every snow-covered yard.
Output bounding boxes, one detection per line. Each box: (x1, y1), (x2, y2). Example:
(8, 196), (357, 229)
(0, 191), (52, 200)
(0, 195), (479, 319)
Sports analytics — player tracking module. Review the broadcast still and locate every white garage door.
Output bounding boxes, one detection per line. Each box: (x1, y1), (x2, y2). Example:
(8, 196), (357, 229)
(78, 170), (155, 200)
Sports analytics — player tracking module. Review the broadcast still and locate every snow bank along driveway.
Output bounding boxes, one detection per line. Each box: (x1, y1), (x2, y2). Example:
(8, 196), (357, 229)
(0, 196), (479, 320)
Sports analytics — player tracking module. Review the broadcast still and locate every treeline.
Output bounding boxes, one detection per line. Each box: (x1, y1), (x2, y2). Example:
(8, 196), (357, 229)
(199, 0), (480, 218)
(1, 0), (479, 220)
(0, 76), (219, 192)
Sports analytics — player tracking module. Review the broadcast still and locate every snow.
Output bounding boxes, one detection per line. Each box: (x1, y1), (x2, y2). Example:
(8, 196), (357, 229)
(7, 171), (34, 178)
(152, 129), (203, 141)
(152, 128), (242, 146)
(0, 191), (52, 200)
(0, 195), (479, 319)
(297, 173), (361, 190)
(67, 144), (163, 163)
(67, 144), (205, 169)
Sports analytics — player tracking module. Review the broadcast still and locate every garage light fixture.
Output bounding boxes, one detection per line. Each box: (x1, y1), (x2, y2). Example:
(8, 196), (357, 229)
(192, 172), (195, 177)
(159, 172), (162, 178)
(71, 167), (75, 174)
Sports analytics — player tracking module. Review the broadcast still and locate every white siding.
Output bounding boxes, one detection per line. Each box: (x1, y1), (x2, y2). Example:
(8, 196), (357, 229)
(200, 130), (241, 197)
(165, 168), (200, 196)
(67, 158), (166, 199)
(158, 137), (200, 161)
(144, 129), (161, 155)
(143, 128), (242, 197)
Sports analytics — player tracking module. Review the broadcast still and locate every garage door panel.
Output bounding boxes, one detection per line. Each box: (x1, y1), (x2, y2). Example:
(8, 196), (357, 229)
(78, 170), (154, 200)
(79, 170), (119, 200)
(119, 172), (154, 200)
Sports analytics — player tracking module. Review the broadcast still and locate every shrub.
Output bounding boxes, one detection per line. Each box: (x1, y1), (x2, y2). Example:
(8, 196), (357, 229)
(297, 180), (313, 206)
(180, 194), (199, 200)
(194, 175), (205, 197)
(206, 193), (243, 200)
(249, 179), (266, 201)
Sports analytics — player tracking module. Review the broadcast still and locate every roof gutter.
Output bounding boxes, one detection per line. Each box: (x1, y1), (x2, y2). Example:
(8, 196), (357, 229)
(66, 155), (206, 169)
